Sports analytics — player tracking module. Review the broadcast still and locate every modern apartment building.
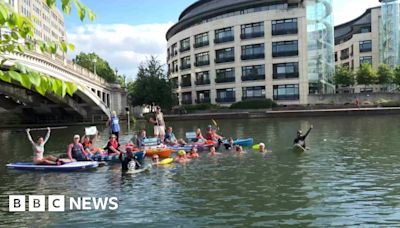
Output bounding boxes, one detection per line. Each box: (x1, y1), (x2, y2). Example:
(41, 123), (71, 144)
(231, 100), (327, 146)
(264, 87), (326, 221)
(166, 0), (335, 106)
(4, 0), (66, 42)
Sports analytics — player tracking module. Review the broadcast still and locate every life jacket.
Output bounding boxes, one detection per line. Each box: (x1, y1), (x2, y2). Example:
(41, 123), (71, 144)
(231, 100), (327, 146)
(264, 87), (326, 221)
(82, 141), (92, 149)
(109, 140), (118, 150)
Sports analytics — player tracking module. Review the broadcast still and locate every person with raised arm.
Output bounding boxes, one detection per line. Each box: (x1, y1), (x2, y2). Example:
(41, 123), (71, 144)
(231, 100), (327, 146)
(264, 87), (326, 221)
(26, 127), (62, 165)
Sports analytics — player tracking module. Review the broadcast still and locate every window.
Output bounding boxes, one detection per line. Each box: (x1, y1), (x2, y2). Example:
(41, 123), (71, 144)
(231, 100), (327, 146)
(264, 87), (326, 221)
(360, 26), (371, 33)
(359, 40), (372, 52)
(340, 48), (349, 60)
(194, 32), (209, 48)
(272, 18), (298, 35)
(273, 62), (299, 79)
(360, 56), (372, 65)
(182, 92), (192, 105)
(335, 52), (338, 62)
(216, 68), (235, 83)
(216, 88), (236, 103)
(180, 56), (191, 70)
(195, 52), (210, 66)
(241, 22), (264, 39)
(242, 65), (265, 81)
(272, 41), (298, 57)
(195, 71), (210, 85)
(180, 38), (190, 52)
(273, 84), (299, 100)
(171, 43), (178, 57)
(181, 74), (191, 87)
(196, 90), (211, 104)
(215, 48), (235, 63)
(215, 27), (234, 43)
(242, 86), (265, 100)
(241, 44), (265, 60)
(172, 60), (178, 73)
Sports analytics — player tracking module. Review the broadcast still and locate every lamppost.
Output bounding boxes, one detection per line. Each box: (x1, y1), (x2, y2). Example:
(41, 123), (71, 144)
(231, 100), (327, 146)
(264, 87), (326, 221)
(92, 58), (97, 75)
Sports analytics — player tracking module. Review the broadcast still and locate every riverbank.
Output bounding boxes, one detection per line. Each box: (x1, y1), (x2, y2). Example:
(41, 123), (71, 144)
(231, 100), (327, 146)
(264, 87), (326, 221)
(164, 107), (400, 121)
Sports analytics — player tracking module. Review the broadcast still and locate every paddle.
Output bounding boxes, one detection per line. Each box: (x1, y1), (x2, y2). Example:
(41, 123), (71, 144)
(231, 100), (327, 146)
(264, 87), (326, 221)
(28, 126), (68, 131)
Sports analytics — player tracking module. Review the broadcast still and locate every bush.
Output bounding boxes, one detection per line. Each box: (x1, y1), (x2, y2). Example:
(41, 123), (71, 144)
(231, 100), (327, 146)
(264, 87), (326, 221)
(182, 104), (222, 112)
(230, 99), (277, 109)
(380, 101), (400, 107)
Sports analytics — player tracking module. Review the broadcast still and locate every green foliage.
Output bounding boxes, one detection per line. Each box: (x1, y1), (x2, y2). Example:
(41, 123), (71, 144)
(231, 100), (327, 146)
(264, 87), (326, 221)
(393, 65), (400, 88)
(334, 65), (355, 86)
(230, 99), (277, 109)
(182, 104), (223, 112)
(0, 0), (95, 97)
(356, 64), (378, 86)
(73, 52), (118, 83)
(128, 56), (176, 109)
(377, 64), (394, 84)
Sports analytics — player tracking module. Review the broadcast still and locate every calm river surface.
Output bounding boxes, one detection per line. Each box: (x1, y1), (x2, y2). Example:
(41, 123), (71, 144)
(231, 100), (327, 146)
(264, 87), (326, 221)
(1, 115), (400, 227)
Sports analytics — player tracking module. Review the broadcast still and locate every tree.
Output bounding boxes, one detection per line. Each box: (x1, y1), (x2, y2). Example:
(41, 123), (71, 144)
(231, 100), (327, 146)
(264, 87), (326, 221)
(393, 65), (400, 89)
(128, 56), (176, 109)
(356, 63), (378, 86)
(377, 64), (394, 84)
(334, 65), (355, 87)
(73, 52), (118, 83)
(0, 0), (95, 97)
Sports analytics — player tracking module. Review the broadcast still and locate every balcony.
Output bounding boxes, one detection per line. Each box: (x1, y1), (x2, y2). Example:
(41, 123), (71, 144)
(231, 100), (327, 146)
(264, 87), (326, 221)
(179, 46), (190, 53)
(216, 97), (236, 103)
(180, 81), (192, 88)
(195, 98), (211, 104)
(273, 94), (299, 100)
(340, 54), (349, 60)
(272, 50), (298, 57)
(215, 76), (235, 83)
(195, 79), (210, 86)
(273, 72), (299, 79)
(180, 64), (191, 70)
(215, 56), (235, 64)
(240, 32), (264, 39)
(241, 74), (266, 81)
(194, 60), (210, 67)
(272, 28), (298, 36)
(194, 41), (209, 48)
(214, 36), (234, 44)
(242, 96), (265, 100)
(241, 53), (265, 60)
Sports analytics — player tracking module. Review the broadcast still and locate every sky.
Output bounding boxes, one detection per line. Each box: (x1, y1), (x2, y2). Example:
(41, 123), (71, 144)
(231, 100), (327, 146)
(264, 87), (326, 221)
(64, 0), (381, 80)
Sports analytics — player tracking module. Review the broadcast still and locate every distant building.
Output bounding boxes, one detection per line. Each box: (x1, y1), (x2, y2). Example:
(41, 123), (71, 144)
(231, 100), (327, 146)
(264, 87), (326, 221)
(4, 0), (66, 42)
(166, 0), (335, 106)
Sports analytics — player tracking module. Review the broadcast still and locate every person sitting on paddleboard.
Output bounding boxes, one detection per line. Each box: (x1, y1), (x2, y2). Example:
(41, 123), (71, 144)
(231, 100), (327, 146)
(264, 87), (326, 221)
(104, 134), (121, 155)
(82, 135), (101, 155)
(294, 125), (313, 148)
(67, 135), (91, 161)
(119, 145), (140, 171)
(187, 146), (199, 159)
(26, 128), (63, 165)
(164, 127), (186, 146)
(205, 125), (223, 143)
(134, 129), (147, 149)
(193, 128), (205, 143)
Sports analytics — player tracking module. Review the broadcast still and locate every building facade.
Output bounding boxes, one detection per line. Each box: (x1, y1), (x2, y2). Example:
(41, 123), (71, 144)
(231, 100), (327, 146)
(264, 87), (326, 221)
(4, 0), (66, 42)
(166, 0), (335, 106)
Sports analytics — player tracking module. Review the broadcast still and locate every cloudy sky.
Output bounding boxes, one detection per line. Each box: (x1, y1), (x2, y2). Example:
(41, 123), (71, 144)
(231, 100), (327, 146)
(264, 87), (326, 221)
(65, 0), (381, 80)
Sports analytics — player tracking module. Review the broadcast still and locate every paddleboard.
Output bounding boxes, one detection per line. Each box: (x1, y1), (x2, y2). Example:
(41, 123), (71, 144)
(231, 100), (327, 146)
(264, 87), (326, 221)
(293, 144), (306, 153)
(6, 161), (99, 172)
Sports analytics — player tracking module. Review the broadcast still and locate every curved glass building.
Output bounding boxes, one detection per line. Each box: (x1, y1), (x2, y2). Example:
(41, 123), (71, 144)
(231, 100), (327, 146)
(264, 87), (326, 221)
(166, 0), (335, 105)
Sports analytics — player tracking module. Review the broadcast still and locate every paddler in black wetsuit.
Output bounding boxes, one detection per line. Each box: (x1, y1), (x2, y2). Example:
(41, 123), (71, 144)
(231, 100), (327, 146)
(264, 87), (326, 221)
(293, 125), (313, 148)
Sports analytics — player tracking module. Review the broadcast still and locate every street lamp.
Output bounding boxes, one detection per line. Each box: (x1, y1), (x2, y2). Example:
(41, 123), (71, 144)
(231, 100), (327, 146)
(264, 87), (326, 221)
(92, 58), (97, 75)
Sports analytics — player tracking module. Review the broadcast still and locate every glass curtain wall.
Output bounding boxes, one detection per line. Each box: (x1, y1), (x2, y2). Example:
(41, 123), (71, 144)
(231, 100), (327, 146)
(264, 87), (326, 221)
(380, 0), (400, 67)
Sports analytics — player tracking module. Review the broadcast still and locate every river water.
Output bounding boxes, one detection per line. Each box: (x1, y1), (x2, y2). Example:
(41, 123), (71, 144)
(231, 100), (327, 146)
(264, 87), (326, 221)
(1, 115), (400, 227)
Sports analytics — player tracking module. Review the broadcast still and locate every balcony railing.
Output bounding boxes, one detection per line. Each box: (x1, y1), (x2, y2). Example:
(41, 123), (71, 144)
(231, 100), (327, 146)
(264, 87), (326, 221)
(215, 77), (235, 83)
(272, 50), (298, 57)
(240, 32), (264, 39)
(241, 53), (265, 60)
(215, 56), (234, 64)
(180, 81), (192, 88)
(195, 79), (210, 86)
(179, 46), (190, 53)
(216, 97), (236, 103)
(241, 74), (266, 81)
(194, 41), (209, 48)
(194, 60), (210, 67)
(273, 72), (299, 79)
(360, 47), (372, 53)
(214, 36), (234, 44)
(340, 54), (349, 60)
(273, 94), (299, 100)
(180, 64), (191, 70)
(242, 96), (265, 100)
(195, 98), (211, 104)
(272, 28), (298, 36)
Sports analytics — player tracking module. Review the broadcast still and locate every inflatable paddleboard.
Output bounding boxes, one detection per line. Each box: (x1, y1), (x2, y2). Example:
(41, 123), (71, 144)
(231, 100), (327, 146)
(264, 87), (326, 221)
(224, 138), (254, 147)
(293, 144), (306, 153)
(6, 161), (99, 172)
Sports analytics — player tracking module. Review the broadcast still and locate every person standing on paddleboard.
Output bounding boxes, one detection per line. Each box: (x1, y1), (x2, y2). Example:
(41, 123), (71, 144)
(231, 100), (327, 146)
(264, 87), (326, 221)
(149, 106), (166, 141)
(107, 111), (120, 141)
(294, 125), (313, 148)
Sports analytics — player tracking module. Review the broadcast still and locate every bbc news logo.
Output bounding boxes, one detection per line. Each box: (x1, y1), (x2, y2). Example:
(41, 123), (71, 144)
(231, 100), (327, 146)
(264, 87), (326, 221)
(9, 195), (118, 212)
